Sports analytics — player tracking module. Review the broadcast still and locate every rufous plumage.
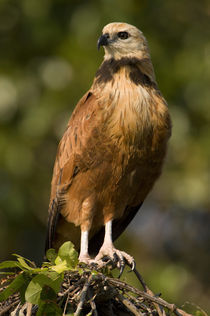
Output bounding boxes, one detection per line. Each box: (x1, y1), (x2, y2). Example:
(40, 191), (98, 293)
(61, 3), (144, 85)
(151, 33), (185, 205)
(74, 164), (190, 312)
(45, 22), (171, 269)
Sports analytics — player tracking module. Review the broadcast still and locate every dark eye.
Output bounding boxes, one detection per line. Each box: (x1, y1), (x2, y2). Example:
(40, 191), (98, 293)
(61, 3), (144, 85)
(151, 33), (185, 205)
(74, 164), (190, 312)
(117, 31), (129, 40)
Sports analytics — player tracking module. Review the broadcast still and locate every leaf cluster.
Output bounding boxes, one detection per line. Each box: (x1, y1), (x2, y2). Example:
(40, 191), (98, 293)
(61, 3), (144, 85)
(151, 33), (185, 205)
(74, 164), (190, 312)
(0, 241), (78, 315)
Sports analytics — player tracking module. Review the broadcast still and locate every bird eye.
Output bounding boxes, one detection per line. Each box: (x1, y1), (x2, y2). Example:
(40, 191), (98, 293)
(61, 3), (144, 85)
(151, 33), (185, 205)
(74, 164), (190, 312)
(117, 31), (129, 40)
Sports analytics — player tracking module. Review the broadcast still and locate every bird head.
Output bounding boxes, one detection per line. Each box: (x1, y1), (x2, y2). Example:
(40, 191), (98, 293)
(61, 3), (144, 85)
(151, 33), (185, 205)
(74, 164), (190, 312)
(97, 22), (150, 60)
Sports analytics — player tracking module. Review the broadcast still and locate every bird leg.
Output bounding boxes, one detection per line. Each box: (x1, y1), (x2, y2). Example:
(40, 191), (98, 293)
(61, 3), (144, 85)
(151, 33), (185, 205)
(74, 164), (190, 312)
(94, 220), (135, 274)
(78, 230), (92, 264)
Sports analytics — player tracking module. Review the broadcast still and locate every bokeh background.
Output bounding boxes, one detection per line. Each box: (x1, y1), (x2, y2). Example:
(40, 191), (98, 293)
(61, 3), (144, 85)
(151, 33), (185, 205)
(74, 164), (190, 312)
(0, 0), (209, 313)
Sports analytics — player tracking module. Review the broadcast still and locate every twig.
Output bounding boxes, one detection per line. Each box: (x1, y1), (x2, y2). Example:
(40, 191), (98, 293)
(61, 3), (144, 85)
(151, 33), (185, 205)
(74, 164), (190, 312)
(70, 288), (82, 302)
(63, 292), (70, 315)
(75, 275), (92, 316)
(58, 285), (75, 297)
(0, 299), (20, 316)
(126, 293), (153, 313)
(133, 267), (148, 292)
(87, 288), (98, 316)
(117, 293), (144, 316)
(106, 277), (193, 316)
(133, 267), (164, 316)
(26, 302), (33, 316)
(0, 268), (196, 316)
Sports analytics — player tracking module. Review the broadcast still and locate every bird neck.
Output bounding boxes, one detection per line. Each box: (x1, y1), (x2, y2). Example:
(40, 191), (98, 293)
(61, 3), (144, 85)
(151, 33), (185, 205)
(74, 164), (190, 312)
(93, 56), (157, 89)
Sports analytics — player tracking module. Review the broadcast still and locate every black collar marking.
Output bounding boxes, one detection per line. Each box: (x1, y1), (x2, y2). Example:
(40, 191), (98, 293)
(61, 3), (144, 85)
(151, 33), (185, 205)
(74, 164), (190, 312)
(95, 57), (157, 89)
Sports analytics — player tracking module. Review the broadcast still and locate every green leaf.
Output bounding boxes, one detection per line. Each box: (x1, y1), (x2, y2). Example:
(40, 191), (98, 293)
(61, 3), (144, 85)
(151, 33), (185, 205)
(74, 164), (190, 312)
(55, 241), (78, 270)
(0, 260), (22, 270)
(41, 271), (63, 288)
(36, 300), (62, 316)
(13, 254), (36, 267)
(46, 249), (57, 264)
(17, 259), (44, 274)
(10, 255), (45, 273)
(0, 273), (26, 302)
(12, 255), (39, 272)
(19, 273), (32, 304)
(40, 285), (57, 301)
(25, 272), (62, 304)
(17, 257), (35, 271)
(51, 260), (69, 274)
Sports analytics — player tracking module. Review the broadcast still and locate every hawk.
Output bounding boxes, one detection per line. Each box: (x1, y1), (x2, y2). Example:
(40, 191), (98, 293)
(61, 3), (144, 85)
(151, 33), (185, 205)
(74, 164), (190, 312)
(45, 22), (171, 269)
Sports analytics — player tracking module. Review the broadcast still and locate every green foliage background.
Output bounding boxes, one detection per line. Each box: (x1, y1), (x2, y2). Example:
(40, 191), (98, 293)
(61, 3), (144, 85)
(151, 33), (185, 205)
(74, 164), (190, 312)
(0, 0), (209, 313)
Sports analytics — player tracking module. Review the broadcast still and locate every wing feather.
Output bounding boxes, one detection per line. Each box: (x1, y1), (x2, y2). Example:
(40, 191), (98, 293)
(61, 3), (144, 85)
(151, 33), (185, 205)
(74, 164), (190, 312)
(46, 91), (103, 251)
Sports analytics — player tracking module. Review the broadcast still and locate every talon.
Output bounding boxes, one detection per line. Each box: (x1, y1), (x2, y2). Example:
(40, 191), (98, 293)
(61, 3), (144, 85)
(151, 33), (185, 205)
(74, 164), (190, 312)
(102, 255), (109, 262)
(131, 261), (136, 271)
(119, 261), (125, 278)
(90, 261), (98, 269)
(128, 260), (136, 272)
(113, 253), (118, 263)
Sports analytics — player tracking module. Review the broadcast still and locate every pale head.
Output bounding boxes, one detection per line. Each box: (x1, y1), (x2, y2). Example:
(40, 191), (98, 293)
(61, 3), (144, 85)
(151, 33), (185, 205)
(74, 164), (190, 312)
(98, 22), (150, 60)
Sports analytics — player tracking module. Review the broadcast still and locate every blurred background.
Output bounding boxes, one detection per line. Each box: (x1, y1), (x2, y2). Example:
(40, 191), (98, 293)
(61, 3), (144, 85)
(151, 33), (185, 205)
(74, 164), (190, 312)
(0, 0), (209, 313)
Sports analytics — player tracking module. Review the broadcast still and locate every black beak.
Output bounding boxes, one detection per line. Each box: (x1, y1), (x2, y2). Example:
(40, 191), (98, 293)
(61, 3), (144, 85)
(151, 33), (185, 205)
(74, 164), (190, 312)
(97, 34), (109, 50)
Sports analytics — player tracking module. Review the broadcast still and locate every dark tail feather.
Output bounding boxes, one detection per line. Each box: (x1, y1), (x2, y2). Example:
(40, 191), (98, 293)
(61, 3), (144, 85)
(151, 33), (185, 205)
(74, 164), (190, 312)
(45, 198), (61, 253)
(45, 169), (73, 253)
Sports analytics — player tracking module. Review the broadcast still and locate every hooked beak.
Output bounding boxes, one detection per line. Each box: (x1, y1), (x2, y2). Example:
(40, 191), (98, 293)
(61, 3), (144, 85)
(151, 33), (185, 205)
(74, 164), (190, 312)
(97, 34), (109, 50)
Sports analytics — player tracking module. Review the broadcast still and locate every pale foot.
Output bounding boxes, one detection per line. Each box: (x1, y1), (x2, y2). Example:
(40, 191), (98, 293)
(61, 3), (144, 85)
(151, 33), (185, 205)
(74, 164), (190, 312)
(94, 244), (135, 276)
(78, 254), (94, 265)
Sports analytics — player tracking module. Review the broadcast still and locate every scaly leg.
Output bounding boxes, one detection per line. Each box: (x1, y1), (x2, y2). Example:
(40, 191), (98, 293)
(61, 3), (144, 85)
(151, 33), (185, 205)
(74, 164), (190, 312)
(78, 230), (92, 264)
(94, 220), (135, 274)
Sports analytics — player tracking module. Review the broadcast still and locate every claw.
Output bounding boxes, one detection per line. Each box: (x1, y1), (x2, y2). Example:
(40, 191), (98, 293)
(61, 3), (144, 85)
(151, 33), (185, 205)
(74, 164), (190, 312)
(116, 251), (125, 277)
(102, 255), (110, 262)
(118, 261), (125, 278)
(113, 253), (118, 263)
(128, 260), (136, 273)
(89, 261), (99, 269)
(93, 239), (135, 277)
(131, 260), (136, 270)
